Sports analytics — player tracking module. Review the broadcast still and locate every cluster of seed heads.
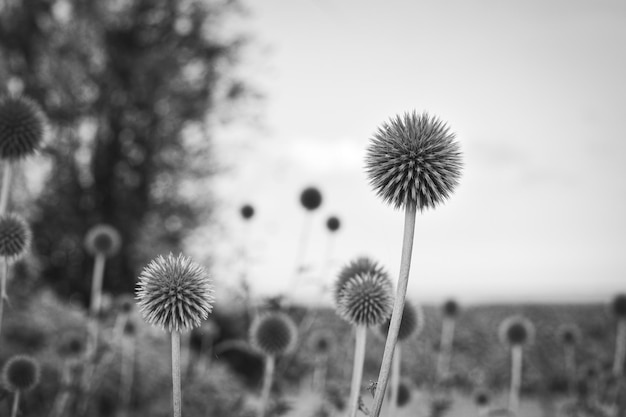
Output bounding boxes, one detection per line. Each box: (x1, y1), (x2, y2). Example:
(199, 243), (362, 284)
(499, 315), (535, 346)
(377, 300), (423, 341)
(84, 224), (122, 257)
(2, 355), (40, 393)
(0, 213), (31, 261)
(365, 111), (462, 210)
(334, 257), (387, 305)
(135, 253), (215, 332)
(249, 311), (298, 357)
(336, 272), (394, 327)
(0, 95), (47, 161)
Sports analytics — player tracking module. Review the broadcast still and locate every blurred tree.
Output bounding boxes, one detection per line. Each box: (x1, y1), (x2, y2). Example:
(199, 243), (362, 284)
(0, 0), (252, 303)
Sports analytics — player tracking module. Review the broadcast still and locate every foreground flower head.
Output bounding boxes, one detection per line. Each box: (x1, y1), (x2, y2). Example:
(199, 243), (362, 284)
(334, 257), (387, 305)
(0, 213), (31, 261)
(0, 95), (47, 160)
(136, 253), (215, 332)
(249, 311), (298, 357)
(499, 315), (535, 347)
(365, 111), (462, 210)
(300, 186), (322, 211)
(2, 355), (40, 392)
(337, 272), (394, 327)
(377, 300), (423, 341)
(84, 224), (122, 257)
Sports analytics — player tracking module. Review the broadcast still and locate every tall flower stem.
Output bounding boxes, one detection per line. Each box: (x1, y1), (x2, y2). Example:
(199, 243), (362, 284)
(0, 162), (13, 215)
(90, 253), (106, 319)
(614, 318), (626, 377)
(371, 203), (416, 417)
(0, 258), (8, 337)
(388, 344), (401, 417)
(508, 344), (523, 415)
(348, 326), (367, 417)
(312, 354), (328, 393)
(564, 344), (576, 396)
(172, 330), (182, 417)
(120, 336), (135, 416)
(437, 316), (456, 382)
(11, 391), (20, 417)
(258, 355), (276, 417)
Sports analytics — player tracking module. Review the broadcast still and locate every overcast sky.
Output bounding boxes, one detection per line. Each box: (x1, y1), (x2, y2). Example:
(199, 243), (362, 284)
(200, 0), (626, 306)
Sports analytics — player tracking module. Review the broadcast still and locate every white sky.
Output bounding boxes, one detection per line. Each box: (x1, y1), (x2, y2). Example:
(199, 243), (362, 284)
(200, 0), (626, 305)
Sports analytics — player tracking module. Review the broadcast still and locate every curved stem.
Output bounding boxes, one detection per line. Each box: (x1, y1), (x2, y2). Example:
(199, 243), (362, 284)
(371, 203), (417, 417)
(11, 391), (20, 417)
(172, 330), (182, 417)
(348, 326), (367, 417)
(388, 344), (401, 417)
(509, 344), (523, 415)
(0, 162), (13, 215)
(613, 319), (626, 377)
(258, 355), (276, 417)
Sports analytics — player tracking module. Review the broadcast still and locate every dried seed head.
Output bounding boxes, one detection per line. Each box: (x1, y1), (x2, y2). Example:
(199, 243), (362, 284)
(84, 224), (122, 258)
(249, 311), (298, 357)
(365, 111), (462, 210)
(377, 301), (423, 342)
(442, 299), (459, 318)
(2, 355), (40, 392)
(300, 186), (322, 211)
(334, 257), (387, 306)
(0, 213), (31, 261)
(612, 294), (626, 318)
(135, 253), (215, 333)
(499, 315), (535, 347)
(326, 216), (340, 232)
(337, 272), (394, 327)
(240, 204), (255, 220)
(0, 95), (47, 160)
(557, 324), (581, 346)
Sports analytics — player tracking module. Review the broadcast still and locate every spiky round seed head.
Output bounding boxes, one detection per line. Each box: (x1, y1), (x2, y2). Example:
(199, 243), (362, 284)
(240, 204), (254, 220)
(300, 186), (322, 211)
(0, 213), (31, 261)
(612, 294), (626, 318)
(378, 301), (423, 341)
(365, 111), (462, 210)
(326, 216), (340, 232)
(84, 224), (122, 257)
(334, 257), (387, 305)
(499, 315), (535, 347)
(474, 390), (490, 406)
(308, 328), (336, 356)
(337, 272), (394, 327)
(0, 95), (47, 160)
(442, 299), (459, 318)
(557, 323), (581, 346)
(56, 330), (87, 360)
(136, 253), (215, 332)
(249, 312), (298, 357)
(396, 381), (411, 407)
(2, 355), (40, 392)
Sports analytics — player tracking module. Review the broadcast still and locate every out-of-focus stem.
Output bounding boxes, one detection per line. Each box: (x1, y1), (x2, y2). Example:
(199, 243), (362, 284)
(508, 344), (523, 415)
(347, 326), (367, 417)
(613, 319), (626, 377)
(371, 203), (417, 417)
(437, 317), (456, 382)
(258, 355), (276, 417)
(11, 391), (20, 417)
(0, 162), (13, 215)
(0, 258), (8, 337)
(388, 344), (401, 417)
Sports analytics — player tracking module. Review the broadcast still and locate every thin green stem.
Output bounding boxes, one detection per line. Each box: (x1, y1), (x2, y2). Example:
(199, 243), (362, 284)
(347, 326), (367, 417)
(258, 355), (276, 417)
(11, 391), (20, 417)
(172, 330), (182, 417)
(389, 344), (401, 417)
(509, 344), (523, 414)
(370, 203), (417, 417)
(0, 162), (13, 215)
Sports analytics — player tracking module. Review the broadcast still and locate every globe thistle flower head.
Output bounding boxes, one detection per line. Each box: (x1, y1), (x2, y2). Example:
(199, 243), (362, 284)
(240, 204), (255, 220)
(249, 311), (298, 357)
(2, 355), (40, 392)
(308, 328), (336, 356)
(377, 301), (423, 341)
(336, 272), (394, 327)
(326, 216), (340, 232)
(84, 224), (122, 257)
(442, 299), (459, 318)
(135, 253), (215, 332)
(499, 315), (535, 347)
(300, 186), (322, 211)
(0, 213), (31, 261)
(56, 329), (87, 361)
(612, 294), (626, 318)
(365, 111), (462, 210)
(0, 95), (47, 160)
(557, 323), (581, 346)
(334, 257), (387, 305)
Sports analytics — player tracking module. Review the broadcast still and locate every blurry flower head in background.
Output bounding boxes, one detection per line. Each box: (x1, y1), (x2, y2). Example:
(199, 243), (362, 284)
(249, 311), (298, 357)
(84, 224), (122, 258)
(2, 355), (40, 392)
